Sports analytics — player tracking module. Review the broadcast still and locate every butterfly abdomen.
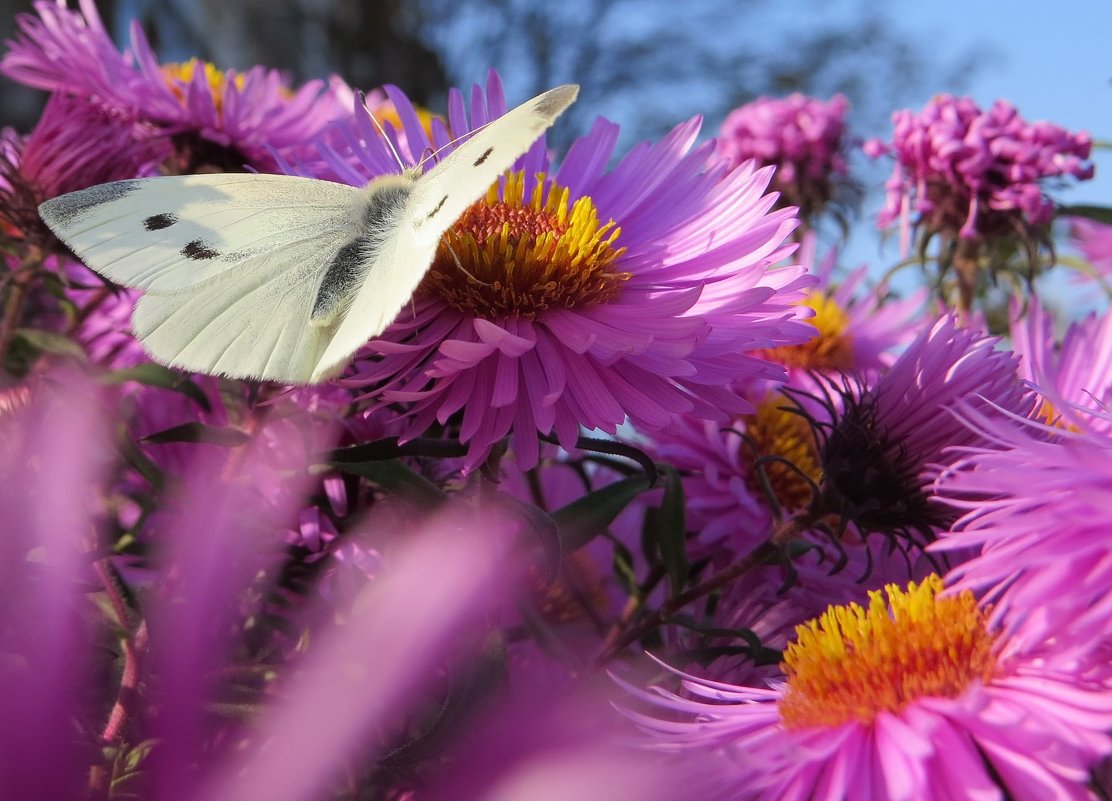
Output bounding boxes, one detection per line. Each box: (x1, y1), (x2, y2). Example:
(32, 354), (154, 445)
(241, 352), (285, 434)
(309, 175), (416, 327)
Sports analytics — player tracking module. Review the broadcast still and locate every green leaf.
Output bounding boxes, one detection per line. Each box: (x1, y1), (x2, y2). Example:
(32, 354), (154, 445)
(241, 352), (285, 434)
(551, 474), (652, 552)
(1058, 204), (1112, 225)
(655, 464), (688, 594)
(100, 363), (212, 411)
(492, 491), (561, 580)
(12, 327), (86, 359)
(329, 458), (448, 507)
(611, 540), (638, 595)
(142, 422), (251, 446)
(116, 434), (165, 491)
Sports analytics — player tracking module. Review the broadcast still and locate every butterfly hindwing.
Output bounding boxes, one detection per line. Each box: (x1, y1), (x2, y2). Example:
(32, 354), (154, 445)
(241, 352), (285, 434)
(132, 231), (348, 382)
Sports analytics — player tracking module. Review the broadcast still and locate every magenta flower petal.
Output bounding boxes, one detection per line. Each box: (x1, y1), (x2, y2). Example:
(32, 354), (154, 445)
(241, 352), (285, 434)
(623, 578), (1112, 801)
(194, 514), (519, 801)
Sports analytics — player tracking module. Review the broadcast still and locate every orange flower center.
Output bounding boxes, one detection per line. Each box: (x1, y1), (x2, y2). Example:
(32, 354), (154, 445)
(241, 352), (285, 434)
(779, 575), (997, 728)
(743, 392), (821, 511)
(417, 171), (629, 319)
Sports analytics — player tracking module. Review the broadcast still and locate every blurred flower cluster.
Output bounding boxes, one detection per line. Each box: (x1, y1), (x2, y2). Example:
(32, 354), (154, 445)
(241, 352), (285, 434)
(2, 2), (1112, 800)
(717, 93), (851, 227)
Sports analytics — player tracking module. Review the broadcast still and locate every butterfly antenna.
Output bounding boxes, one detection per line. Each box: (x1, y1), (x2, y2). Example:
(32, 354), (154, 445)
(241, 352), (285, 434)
(359, 90), (409, 173)
(414, 114), (503, 172)
(445, 241), (492, 287)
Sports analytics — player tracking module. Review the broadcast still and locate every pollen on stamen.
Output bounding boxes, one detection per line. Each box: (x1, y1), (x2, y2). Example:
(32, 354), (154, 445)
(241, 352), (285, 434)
(743, 392), (822, 511)
(779, 575), (998, 729)
(760, 290), (855, 371)
(418, 170), (630, 319)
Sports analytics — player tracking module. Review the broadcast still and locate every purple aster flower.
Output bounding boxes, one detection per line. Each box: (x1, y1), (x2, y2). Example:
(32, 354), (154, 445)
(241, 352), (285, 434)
(0, 93), (164, 244)
(717, 93), (851, 224)
(642, 241), (924, 554)
(934, 405), (1112, 662)
(61, 261), (147, 368)
(1010, 297), (1112, 429)
(305, 72), (813, 472)
(757, 232), (927, 379)
(2, 0), (345, 172)
(623, 575), (1112, 801)
(866, 95), (1093, 242)
(814, 315), (1031, 542)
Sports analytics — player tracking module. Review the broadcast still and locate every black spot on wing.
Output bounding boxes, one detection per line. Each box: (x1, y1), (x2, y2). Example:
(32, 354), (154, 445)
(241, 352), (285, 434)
(38, 179), (142, 228)
(532, 85), (579, 120)
(473, 147), (493, 167)
(143, 213), (177, 231)
(181, 239), (220, 260)
(424, 195), (448, 222)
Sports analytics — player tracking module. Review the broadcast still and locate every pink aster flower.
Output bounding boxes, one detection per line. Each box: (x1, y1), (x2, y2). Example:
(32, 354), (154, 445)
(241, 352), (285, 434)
(0, 93), (164, 243)
(697, 534), (935, 686)
(758, 233), (927, 381)
(623, 575), (1112, 801)
(2, 0), (344, 171)
(717, 93), (851, 223)
(934, 405), (1112, 662)
(646, 390), (827, 555)
(306, 72), (813, 472)
(866, 95), (1092, 243)
(814, 315), (1031, 542)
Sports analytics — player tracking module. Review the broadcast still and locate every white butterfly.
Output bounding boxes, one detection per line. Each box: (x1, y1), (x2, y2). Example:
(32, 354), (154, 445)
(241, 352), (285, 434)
(38, 84), (579, 384)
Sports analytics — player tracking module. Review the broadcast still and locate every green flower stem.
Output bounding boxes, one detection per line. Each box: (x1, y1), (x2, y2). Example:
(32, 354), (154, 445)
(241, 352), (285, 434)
(593, 512), (813, 667)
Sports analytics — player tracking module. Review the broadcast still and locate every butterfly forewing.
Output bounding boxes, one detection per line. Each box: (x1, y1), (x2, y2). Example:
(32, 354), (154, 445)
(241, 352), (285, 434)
(39, 174), (358, 295)
(407, 84), (579, 247)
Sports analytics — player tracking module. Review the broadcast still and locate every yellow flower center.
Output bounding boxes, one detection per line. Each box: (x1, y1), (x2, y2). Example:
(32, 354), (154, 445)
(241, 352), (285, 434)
(162, 60), (247, 115)
(743, 392), (821, 510)
(1035, 397), (1086, 433)
(779, 575), (997, 728)
(761, 290), (854, 371)
(417, 171), (629, 319)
